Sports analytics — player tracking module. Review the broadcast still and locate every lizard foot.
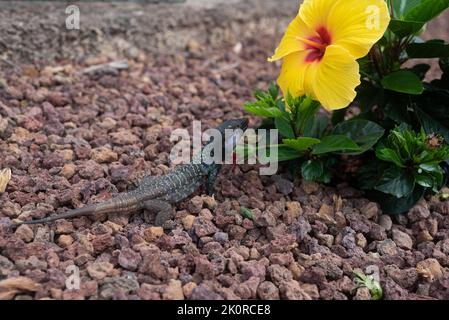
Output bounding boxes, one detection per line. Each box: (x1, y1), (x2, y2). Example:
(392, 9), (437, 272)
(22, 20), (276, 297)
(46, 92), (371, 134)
(143, 199), (174, 227)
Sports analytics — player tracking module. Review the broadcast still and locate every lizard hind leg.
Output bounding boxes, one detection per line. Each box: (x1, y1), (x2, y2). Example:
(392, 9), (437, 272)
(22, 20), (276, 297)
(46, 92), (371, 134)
(142, 199), (174, 228)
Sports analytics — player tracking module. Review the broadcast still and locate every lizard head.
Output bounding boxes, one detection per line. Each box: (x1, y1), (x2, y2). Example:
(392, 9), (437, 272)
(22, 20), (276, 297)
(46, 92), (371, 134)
(217, 118), (248, 151)
(202, 118), (248, 164)
(216, 118), (249, 134)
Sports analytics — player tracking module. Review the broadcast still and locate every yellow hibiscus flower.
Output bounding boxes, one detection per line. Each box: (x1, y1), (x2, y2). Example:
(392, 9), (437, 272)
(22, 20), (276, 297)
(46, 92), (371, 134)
(269, 0), (390, 110)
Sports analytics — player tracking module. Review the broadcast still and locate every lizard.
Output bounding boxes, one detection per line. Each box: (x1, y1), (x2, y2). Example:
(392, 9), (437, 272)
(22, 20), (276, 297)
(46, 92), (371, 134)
(13, 118), (248, 228)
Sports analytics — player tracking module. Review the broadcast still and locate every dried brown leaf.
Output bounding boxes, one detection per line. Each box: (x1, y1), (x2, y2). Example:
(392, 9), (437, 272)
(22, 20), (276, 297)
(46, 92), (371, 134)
(0, 168), (12, 193)
(0, 276), (41, 292)
(0, 289), (18, 300)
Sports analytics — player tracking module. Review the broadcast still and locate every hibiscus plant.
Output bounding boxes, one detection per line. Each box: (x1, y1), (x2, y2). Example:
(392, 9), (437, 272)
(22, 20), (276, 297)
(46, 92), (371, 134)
(244, 0), (449, 214)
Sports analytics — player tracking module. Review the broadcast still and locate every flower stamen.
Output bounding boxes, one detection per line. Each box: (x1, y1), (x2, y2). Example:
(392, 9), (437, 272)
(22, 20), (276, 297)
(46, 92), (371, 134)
(296, 36), (327, 51)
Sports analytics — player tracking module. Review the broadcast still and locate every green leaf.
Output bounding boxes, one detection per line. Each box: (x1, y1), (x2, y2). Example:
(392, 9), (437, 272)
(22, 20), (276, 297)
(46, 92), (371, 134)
(353, 270), (383, 300)
(388, 0), (422, 18)
(295, 97), (321, 136)
(312, 135), (361, 155)
(375, 167), (415, 198)
(407, 40), (449, 58)
(355, 81), (383, 113)
(420, 163), (443, 173)
(332, 120), (385, 154)
(240, 207), (254, 220)
(405, 0), (449, 24)
(440, 57), (449, 74)
(267, 145), (302, 162)
(376, 148), (405, 167)
(304, 113), (329, 138)
(235, 144), (258, 162)
(275, 116), (295, 139)
(282, 137), (321, 152)
(415, 106), (449, 142)
(244, 104), (284, 118)
(369, 186), (426, 214)
(415, 173), (434, 188)
(419, 163), (444, 187)
(389, 19), (424, 37)
(381, 70), (424, 94)
(301, 159), (324, 182)
(389, 0), (449, 37)
(268, 83), (279, 100)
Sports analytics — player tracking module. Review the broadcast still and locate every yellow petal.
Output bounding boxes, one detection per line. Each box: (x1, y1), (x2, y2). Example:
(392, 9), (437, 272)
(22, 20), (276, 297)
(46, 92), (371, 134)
(328, 0), (390, 58)
(299, 0), (338, 31)
(277, 51), (310, 98)
(305, 45), (360, 110)
(268, 15), (313, 61)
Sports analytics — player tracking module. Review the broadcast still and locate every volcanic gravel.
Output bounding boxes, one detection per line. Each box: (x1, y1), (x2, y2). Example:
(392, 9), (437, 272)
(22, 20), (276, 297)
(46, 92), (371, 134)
(1, 37), (449, 300)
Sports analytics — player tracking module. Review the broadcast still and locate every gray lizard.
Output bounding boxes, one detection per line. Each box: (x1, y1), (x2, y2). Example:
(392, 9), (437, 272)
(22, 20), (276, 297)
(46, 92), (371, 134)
(14, 118), (248, 227)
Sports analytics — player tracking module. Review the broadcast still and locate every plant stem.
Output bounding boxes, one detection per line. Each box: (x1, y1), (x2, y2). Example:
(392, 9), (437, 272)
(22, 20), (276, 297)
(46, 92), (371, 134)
(370, 46), (384, 79)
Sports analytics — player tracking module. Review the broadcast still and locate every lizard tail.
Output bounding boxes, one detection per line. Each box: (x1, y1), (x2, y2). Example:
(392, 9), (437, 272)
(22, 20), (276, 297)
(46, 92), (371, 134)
(14, 204), (102, 226)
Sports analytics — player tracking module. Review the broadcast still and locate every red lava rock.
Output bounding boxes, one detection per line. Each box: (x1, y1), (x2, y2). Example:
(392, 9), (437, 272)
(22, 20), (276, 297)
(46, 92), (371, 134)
(385, 265), (418, 289)
(299, 266), (327, 286)
(428, 273), (449, 299)
(137, 283), (162, 300)
(110, 130), (139, 145)
(235, 276), (260, 299)
(383, 278), (410, 300)
(379, 215), (393, 230)
(118, 248), (142, 271)
(267, 264), (293, 285)
(408, 203), (431, 222)
(268, 253), (294, 266)
(99, 275), (139, 299)
(74, 145), (92, 160)
(267, 234), (297, 254)
(42, 153), (65, 169)
(91, 147), (118, 163)
(138, 254), (167, 280)
(257, 281), (280, 300)
(227, 225), (246, 240)
(291, 217), (311, 241)
(346, 213), (371, 234)
(377, 239), (399, 256)
(272, 175), (294, 195)
(368, 223), (387, 241)
(188, 196), (204, 214)
(194, 256), (215, 280)
(361, 202), (380, 220)
(192, 217), (218, 237)
(253, 209), (276, 227)
(54, 220), (74, 234)
(392, 229), (414, 250)
(91, 234), (115, 253)
(190, 285), (223, 300)
(240, 260), (267, 280)
(14, 225), (34, 243)
(212, 232), (229, 244)
(279, 280), (312, 300)
(78, 160), (105, 180)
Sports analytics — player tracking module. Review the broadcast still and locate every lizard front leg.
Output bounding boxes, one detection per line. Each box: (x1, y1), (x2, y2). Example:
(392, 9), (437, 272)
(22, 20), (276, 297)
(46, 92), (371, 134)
(206, 166), (220, 196)
(143, 199), (174, 227)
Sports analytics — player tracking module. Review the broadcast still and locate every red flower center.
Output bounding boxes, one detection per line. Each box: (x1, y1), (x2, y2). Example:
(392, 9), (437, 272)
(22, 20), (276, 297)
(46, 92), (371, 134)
(298, 27), (332, 62)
